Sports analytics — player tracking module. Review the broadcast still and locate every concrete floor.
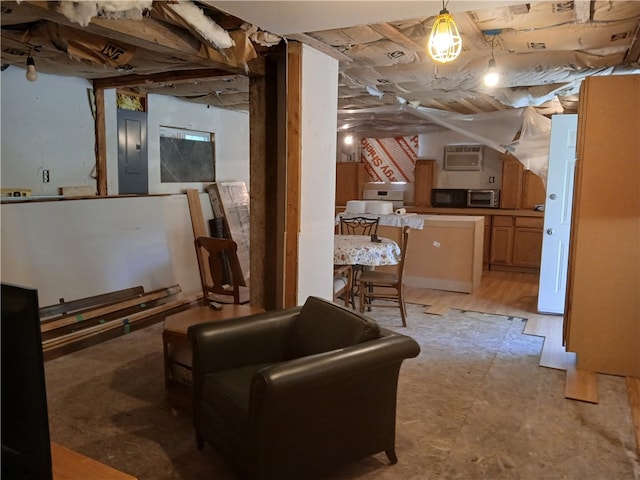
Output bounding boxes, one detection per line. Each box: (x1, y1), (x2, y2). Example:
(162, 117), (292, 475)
(44, 303), (639, 480)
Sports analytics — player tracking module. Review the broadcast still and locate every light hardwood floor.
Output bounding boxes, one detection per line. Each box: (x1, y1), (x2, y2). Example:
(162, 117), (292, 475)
(404, 269), (546, 319)
(403, 269), (639, 454)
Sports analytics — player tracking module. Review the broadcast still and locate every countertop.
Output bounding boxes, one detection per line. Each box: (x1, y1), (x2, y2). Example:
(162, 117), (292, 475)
(336, 206), (544, 218)
(407, 207), (544, 217)
(337, 212), (489, 229)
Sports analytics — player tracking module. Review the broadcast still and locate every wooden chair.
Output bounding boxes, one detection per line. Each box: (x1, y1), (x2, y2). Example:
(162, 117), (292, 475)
(333, 265), (352, 307)
(359, 226), (411, 327)
(339, 216), (380, 308)
(339, 216), (380, 236)
(195, 236), (250, 305)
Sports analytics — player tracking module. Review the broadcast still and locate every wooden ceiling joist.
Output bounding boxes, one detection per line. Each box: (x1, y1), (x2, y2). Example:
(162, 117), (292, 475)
(286, 33), (353, 63)
(11, 1), (253, 75)
(456, 98), (485, 114)
(92, 68), (236, 90)
(369, 23), (425, 52)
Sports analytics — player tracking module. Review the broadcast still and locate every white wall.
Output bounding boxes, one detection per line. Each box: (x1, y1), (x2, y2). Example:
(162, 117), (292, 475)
(297, 44), (339, 305)
(1, 68), (250, 195)
(1, 68), (96, 196)
(103, 91), (250, 194)
(0, 68), (248, 304)
(0, 195), (211, 306)
(418, 130), (503, 190)
(335, 129), (503, 192)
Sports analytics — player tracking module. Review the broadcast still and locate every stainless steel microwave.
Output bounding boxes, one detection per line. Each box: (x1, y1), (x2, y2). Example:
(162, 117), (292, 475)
(431, 189), (467, 208)
(467, 189), (500, 208)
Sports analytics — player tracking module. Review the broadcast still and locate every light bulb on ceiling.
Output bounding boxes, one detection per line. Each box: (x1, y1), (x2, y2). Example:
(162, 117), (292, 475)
(482, 29), (502, 88)
(483, 58), (499, 87)
(25, 52), (37, 82)
(427, 3), (462, 64)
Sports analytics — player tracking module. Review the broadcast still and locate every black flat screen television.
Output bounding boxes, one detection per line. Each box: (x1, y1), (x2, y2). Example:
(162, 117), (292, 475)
(1, 282), (53, 480)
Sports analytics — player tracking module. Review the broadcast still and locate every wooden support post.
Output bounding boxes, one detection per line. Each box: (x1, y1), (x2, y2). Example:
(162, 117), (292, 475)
(284, 41), (302, 308)
(93, 85), (108, 196)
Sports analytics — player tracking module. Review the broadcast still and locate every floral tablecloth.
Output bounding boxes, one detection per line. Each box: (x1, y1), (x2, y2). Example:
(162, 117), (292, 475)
(334, 235), (401, 266)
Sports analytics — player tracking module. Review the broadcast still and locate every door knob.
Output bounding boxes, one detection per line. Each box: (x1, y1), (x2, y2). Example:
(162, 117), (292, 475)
(546, 228), (554, 235)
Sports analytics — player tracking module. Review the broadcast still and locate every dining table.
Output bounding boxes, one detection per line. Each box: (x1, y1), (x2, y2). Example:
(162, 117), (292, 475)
(334, 234), (402, 267)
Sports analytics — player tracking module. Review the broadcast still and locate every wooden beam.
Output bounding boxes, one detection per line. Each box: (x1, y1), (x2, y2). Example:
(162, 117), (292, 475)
(454, 13), (489, 53)
(93, 86), (108, 196)
(284, 41), (303, 308)
(456, 98), (485, 114)
(19, 1), (250, 74)
(249, 50), (282, 310)
(42, 294), (200, 352)
(574, 0), (592, 23)
(92, 69), (233, 90)
(249, 72), (267, 308)
(480, 94), (508, 111)
(428, 100), (455, 112)
(41, 285), (181, 333)
(186, 189), (208, 239)
(39, 286), (145, 319)
(286, 33), (353, 64)
(369, 23), (424, 51)
(625, 27), (640, 63)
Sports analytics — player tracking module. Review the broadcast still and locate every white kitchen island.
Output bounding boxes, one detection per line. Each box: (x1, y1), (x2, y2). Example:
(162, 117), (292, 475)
(377, 215), (484, 294)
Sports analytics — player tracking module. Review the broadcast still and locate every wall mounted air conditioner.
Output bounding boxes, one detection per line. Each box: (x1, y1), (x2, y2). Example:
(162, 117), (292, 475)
(443, 145), (484, 171)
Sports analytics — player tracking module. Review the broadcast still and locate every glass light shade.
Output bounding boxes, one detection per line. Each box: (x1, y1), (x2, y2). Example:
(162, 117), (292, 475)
(427, 10), (462, 64)
(25, 56), (37, 82)
(483, 58), (499, 87)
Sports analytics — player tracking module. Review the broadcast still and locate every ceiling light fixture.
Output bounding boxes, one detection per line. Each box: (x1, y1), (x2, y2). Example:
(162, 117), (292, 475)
(483, 30), (501, 88)
(484, 58), (499, 87)
(427, 1), (462, 64)
(25, 50), (37, 82)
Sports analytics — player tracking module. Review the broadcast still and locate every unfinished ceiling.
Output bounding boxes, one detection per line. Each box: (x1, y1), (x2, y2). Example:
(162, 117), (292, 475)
(2, 1), (639, 136)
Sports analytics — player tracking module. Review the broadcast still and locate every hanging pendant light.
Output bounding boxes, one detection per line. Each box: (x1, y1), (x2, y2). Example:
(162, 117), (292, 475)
(482, 30), (501, 87)
(483, 57), (499, 87)
(25, 50), (37, 82)
(427, 2), (462, 64)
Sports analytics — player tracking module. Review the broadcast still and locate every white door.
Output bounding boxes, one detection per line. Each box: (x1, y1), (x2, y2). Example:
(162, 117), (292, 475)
(537, 114), (578, 314)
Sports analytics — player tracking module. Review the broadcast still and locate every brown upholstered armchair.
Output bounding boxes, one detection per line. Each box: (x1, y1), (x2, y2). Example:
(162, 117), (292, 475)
(188, 296), (420, 480)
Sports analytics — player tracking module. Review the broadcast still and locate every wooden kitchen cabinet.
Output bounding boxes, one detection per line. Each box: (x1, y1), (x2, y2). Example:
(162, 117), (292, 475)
(499, 155), (545, 209)
(490, 215), (542, 272)
(512, 217), (543, 267)
(413, 159), (436, 206)
(499, 156), (523, 209)
(489, 216), (514, 265)
(564, 75), (640, 377)
(522, 170), (546, 209)
(335, 162), (367, 206)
